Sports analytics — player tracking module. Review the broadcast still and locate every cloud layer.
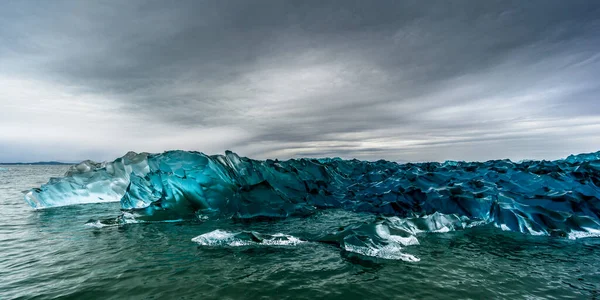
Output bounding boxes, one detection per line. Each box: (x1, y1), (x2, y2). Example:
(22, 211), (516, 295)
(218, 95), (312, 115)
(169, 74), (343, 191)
(1, 0), (599, 162)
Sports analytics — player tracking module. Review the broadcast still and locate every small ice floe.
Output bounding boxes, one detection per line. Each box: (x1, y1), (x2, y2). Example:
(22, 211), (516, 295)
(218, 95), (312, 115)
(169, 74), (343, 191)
(192, 229), (305, 247)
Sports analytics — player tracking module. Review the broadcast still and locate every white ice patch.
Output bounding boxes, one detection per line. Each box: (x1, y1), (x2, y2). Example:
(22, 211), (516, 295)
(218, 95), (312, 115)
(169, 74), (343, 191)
(338, 212), (487, 262)
(84, 220), (110, 228)
(192, 230), (245, 246)
(262, 233), (305, 246)
(117, 212), (185, 225)
(192, 230), (305, 247)
(343, 243), (420, 262)
(340, 224), (421, 262)
(568, 229), (600, 240)
(386, 212), (482, 236)
(375, 224), (420, 246)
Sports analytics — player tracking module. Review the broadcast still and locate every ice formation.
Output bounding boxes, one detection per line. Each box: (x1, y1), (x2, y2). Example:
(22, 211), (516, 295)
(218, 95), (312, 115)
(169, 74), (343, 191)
(27, 150), (600, 240)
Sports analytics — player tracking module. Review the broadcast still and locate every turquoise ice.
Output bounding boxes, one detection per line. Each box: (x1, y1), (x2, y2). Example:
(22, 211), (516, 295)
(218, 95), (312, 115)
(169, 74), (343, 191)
(26, 150), (600, 238)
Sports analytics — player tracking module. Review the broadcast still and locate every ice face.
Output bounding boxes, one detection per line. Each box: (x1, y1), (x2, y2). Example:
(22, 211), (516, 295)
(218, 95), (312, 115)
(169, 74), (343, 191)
(24, 151), (149, 208)
(26, 150), (600, 237)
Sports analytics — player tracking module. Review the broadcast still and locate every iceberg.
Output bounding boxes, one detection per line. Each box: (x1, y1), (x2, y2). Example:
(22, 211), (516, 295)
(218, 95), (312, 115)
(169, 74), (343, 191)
(26, 150), (600, 238)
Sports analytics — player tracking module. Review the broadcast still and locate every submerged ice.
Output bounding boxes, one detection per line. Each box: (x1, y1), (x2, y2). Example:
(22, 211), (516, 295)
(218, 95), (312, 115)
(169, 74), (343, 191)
(26, 150), (600, 260)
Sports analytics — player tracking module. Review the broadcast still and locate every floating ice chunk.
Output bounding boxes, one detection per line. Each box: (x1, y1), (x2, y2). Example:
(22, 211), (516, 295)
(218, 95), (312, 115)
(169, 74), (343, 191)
(192, 230), (305, 247)
(84, 220), (110, 228)
(192, 230), (246, 246)
(568, 230), (600, 240)
(343, 241), (420, 262)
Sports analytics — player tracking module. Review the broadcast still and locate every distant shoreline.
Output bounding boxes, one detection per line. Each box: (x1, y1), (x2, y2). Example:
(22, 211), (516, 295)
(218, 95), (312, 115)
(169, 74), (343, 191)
(0, 162), (74, 166)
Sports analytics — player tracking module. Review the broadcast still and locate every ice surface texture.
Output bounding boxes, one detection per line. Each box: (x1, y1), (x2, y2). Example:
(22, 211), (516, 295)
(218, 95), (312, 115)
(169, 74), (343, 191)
(25, 152), (149, 208)
(26, 150), (600, 237)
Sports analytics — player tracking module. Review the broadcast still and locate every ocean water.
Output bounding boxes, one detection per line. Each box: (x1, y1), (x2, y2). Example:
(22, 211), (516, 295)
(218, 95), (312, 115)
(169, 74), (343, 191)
(2, 165), (600, 299)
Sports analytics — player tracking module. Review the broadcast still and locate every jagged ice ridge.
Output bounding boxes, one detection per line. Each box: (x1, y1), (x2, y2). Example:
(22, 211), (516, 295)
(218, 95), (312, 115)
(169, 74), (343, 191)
(25, 150), (600, 260)
(26, 150), (600, 236)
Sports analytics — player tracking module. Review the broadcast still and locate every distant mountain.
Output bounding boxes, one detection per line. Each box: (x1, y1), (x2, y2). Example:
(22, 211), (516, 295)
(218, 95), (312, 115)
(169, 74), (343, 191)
(0, 161), (74, 165)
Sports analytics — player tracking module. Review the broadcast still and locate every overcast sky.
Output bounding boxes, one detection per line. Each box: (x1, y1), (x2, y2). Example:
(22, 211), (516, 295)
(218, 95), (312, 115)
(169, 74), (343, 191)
(1, 0), (599, 163)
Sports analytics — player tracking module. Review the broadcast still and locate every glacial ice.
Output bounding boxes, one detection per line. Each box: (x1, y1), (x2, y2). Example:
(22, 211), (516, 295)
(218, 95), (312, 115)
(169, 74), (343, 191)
(26, 150), (600, 241)
(25, 152), (149, 208)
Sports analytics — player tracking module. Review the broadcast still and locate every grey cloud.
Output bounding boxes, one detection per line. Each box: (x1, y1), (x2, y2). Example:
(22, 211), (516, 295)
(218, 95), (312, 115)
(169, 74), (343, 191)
(1, 0), (599, 162)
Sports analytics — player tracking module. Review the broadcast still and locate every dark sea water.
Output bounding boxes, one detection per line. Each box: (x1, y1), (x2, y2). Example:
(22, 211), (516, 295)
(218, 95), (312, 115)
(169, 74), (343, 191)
(2, 165), (600, 299)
